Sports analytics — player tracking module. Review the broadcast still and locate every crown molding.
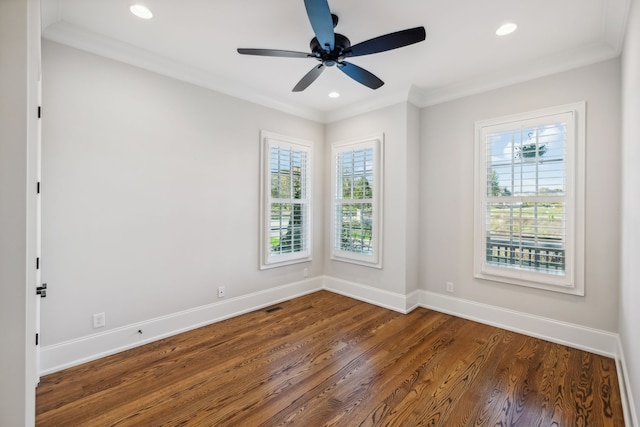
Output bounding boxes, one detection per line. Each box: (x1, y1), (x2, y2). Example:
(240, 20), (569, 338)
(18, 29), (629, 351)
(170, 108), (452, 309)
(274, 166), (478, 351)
(604, 0), (631, 53)
(410, 41), (620, 108)
(42, 21), (326, 123)
(42, 21), (419, 125)
(322, 87), (414, 123)
(41, 0), (60, 30)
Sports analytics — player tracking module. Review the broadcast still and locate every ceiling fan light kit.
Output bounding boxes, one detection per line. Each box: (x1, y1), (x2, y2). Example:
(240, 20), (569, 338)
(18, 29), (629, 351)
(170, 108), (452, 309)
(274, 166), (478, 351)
(237, 0), (426, 92)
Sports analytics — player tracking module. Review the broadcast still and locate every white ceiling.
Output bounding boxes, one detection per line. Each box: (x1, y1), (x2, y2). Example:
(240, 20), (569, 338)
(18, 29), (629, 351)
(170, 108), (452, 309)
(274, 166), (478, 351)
(41, 0), (629, 122)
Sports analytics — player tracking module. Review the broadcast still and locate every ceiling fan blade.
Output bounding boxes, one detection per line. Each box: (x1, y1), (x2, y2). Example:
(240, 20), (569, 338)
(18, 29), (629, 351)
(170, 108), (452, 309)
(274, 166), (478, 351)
(237, 48), (313, 58)
(338, 62), (384, 89)
(293, 64), (325, 92)
(348, 27), (426, 57)
(304, 0), (335, 52)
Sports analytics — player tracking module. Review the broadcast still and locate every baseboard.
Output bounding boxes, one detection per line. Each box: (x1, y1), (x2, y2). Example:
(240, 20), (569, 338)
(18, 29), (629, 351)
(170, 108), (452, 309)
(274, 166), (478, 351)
(40, 277), (323, 375)
(405, 289), (421, 312)
(617, 337), (639, 427)
(322, 276), (414, 313)
(419, 290), (618, 358)
(41, 276), (632, 424)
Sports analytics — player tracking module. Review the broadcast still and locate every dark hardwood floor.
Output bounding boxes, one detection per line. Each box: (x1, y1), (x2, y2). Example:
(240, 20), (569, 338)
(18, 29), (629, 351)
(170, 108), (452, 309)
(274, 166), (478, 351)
(36, 291), (624, 426)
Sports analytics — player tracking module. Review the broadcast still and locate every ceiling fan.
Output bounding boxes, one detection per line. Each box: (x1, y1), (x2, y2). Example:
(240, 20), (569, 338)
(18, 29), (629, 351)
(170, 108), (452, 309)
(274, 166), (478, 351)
(237, 0), (426, 92)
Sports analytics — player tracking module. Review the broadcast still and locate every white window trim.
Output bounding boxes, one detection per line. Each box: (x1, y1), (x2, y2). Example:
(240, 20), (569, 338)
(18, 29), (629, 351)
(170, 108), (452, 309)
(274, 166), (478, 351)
(330, 134), (384, 268)
(260, 131), (312, 269)
(473, 102), (585, 295)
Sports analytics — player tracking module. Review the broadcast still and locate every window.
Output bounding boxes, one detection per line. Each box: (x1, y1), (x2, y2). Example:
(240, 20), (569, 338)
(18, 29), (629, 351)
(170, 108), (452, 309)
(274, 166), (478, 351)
(331, 135), (383, 268)
(474, 102), (585, 294)
(260, 131), (311, 269)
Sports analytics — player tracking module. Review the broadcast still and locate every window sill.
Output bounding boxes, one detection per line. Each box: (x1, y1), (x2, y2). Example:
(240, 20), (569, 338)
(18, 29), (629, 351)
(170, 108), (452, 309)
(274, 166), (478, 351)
(474, 270), (583, 296)
(330, 253), (382, 269)
(260, 256), (312, 270)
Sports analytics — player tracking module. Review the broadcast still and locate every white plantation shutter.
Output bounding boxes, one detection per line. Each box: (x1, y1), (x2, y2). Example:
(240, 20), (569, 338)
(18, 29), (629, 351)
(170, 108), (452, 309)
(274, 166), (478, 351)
(260, 131), (311, 269)
(484, 119), (568, 275)
(331, 135), (383, 268)
(474, 103), (585, 294)
(335, 147), (374, 254)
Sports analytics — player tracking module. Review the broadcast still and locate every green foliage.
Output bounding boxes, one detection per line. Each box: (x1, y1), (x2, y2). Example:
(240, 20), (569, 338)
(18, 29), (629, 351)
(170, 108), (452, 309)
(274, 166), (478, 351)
(342, 175), (372, 199)
(490, 170), (501, 196)
(278, 203), (304, 253)
(271, 167), (305, 254)
(337, 202), (373, 254)
(339, 219), (373, 253)
(489, 203), (564, 240)
(271, 167), (302, 199)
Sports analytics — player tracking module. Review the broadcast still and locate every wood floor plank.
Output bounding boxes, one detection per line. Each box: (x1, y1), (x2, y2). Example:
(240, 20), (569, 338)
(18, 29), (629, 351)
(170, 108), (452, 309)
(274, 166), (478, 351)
(131, 300), (386, 426)
(36, 291), (625, 426)
(344, 311), (460, 425)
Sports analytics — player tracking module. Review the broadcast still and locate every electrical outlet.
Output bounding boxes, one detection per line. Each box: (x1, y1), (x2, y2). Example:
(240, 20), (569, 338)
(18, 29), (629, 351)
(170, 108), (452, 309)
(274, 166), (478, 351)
(217, 286), (225, 298)
(446, 282), (454, 293)
(93, 312), (105, 329)
(303, 268), (309, 277)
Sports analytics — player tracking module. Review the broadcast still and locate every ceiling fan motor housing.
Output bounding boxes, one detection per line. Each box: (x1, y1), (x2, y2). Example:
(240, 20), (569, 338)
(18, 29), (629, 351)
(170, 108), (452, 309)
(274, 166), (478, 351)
(310, 33), (351, 66)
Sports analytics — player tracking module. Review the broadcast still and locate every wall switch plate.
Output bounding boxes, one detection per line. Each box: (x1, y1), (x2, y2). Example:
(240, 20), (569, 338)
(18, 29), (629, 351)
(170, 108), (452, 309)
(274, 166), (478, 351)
(446, 282), (454, 293)
(93, 312), (105, 329)
(217, 286), (225, 298)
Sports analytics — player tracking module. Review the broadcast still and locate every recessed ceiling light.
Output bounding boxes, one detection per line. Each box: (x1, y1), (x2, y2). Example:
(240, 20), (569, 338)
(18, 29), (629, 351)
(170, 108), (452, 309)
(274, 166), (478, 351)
(496, 22), (517, 36)
(328, 91), (340, 98)
(130, 4), (153, 20)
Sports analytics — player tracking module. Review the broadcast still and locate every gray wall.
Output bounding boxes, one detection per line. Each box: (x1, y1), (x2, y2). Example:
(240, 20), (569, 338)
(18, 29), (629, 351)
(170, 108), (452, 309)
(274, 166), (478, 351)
(41, 41), (324, 346)
(420, 59), (621, 331)
(405, 103), (421, 295)
(620, 0), (640, 419)
(0, 0), (39, 425)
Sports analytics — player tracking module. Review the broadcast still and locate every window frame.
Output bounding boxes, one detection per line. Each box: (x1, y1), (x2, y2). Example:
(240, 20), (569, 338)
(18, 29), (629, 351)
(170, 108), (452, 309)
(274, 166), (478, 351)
(330, 134), (384, 268)
(260, 131), (312, 270)
(473, 102), (585, 295)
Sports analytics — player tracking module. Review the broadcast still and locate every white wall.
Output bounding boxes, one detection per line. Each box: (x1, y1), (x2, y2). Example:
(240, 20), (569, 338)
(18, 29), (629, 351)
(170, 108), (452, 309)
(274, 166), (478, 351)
(0, 0), (39, 425)
(324, 103), (419, 298)
(420, 59), (621, 332)
(620, 0), (640, 421)
(41, 41), (324, 347)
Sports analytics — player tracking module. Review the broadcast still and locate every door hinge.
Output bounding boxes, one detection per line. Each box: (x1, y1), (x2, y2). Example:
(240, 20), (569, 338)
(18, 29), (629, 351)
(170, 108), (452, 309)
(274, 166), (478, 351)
(37, 181), (41, 194)
(36, 333), (39, 346)
(36, 257), (39, 270)
(38, 106), (41, 119)
(36, 283), (47, 298)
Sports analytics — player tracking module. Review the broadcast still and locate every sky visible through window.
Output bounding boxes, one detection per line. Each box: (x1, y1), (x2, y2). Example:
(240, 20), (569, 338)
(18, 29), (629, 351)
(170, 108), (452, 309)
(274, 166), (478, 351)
(487, 123), (566, 196)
